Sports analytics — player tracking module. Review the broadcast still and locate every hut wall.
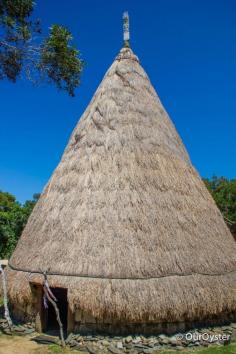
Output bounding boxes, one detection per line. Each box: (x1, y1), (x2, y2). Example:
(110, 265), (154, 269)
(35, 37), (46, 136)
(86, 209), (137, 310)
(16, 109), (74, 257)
(73, 309), (235, 335)
(10, 301), (35, 323)
(7, 290), (236, 335)
(8, 282), (42, 328)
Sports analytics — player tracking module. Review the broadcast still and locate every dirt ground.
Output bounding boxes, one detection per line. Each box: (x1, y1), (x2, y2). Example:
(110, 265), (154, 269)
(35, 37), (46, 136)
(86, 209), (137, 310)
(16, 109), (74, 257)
(0, 334), (49, 354)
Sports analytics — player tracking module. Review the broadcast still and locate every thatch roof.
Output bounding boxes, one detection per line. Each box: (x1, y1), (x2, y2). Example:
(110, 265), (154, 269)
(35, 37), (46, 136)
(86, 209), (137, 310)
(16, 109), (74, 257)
(7, 47), (236, 324)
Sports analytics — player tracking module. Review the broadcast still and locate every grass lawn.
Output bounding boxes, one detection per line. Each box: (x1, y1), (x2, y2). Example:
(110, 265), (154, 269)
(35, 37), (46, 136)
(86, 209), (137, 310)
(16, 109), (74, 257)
(159, 342), (236, 353)
(47, 342), (236, 354)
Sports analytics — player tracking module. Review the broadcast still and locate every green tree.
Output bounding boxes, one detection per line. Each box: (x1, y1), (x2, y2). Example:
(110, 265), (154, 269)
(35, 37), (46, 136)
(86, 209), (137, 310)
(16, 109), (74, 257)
(0, 191), (39, 258)
(0, 0), (84, 96)
(203, 176), (236, 237)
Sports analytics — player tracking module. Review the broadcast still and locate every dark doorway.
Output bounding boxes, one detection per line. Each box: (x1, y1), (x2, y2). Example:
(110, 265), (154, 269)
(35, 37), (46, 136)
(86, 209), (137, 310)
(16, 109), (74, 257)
(45, 287), (68, 335)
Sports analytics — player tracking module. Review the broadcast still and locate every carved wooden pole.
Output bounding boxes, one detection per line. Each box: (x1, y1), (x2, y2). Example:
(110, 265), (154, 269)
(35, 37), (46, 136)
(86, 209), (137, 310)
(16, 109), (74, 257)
(123, 11), (130, 47)
(42, 272), (65, 347)
(0, 264), (13, 329)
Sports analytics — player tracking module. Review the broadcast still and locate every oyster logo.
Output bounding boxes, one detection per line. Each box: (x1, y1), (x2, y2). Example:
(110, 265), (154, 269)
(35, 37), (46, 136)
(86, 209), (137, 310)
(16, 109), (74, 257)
(184, 332), (230, 342)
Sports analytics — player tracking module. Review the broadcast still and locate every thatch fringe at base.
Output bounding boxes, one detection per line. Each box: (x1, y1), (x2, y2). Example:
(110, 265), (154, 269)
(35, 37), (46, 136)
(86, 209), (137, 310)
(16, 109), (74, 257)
(6, 268), (236, 324)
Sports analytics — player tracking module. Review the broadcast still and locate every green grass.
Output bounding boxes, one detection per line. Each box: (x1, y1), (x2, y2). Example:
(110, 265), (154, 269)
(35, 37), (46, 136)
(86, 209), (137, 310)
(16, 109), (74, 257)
(159, 343), (236, 353)
(190, 343), (236, 353)
(48, 344), (84, 353)
(47, 342), (236, 354)
(48, 344), (63, 353)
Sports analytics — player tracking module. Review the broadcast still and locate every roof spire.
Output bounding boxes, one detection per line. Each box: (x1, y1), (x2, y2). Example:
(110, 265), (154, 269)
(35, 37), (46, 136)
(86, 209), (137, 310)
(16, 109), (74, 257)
(123, 11), (130, 48)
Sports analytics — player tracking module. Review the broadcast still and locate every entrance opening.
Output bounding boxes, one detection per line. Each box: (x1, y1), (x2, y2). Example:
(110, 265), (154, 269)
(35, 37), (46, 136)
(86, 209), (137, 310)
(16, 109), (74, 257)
(45, 287), (68, 335)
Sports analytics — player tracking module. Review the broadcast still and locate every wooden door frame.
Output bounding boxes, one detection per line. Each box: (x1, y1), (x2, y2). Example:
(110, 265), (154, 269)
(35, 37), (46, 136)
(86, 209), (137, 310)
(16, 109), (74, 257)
(30, 282), (73, 334)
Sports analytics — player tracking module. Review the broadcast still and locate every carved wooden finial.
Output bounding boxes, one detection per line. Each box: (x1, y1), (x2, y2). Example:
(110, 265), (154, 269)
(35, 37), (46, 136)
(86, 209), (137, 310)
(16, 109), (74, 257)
(123, 11), (130, 47)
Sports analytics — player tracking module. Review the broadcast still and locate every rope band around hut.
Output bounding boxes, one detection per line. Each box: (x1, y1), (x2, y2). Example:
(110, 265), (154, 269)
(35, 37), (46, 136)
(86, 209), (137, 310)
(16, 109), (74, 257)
(8, 261), (236, 280)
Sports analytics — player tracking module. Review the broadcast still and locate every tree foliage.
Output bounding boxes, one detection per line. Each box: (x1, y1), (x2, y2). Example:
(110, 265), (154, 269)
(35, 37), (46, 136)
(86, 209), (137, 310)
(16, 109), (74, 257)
(203, 176), (236, 222)
(0, 191), (39, 258)
(0, 0), (84, 96)
(203, 176), (236, 238)
(40, 25), (84, 96)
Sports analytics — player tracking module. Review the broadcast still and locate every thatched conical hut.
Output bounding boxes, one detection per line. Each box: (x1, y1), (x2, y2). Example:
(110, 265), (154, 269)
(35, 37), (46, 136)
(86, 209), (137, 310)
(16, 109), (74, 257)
(6, 14), (236, 335)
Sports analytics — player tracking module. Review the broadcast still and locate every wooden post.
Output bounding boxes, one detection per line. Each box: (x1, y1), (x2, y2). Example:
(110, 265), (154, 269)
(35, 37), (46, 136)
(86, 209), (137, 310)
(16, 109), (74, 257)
(42, 272), (65, 347)
(0, 264), (13, 329)
(67, 304), (74, 334)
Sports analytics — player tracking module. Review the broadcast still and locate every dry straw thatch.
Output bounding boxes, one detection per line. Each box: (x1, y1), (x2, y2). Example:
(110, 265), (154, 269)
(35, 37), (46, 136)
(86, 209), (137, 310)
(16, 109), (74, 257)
(6, 47), (236, 327)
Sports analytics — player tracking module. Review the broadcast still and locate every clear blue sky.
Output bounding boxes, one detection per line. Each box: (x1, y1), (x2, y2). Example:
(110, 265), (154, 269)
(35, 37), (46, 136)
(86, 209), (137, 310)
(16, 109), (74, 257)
(0, 0), (236, 203)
